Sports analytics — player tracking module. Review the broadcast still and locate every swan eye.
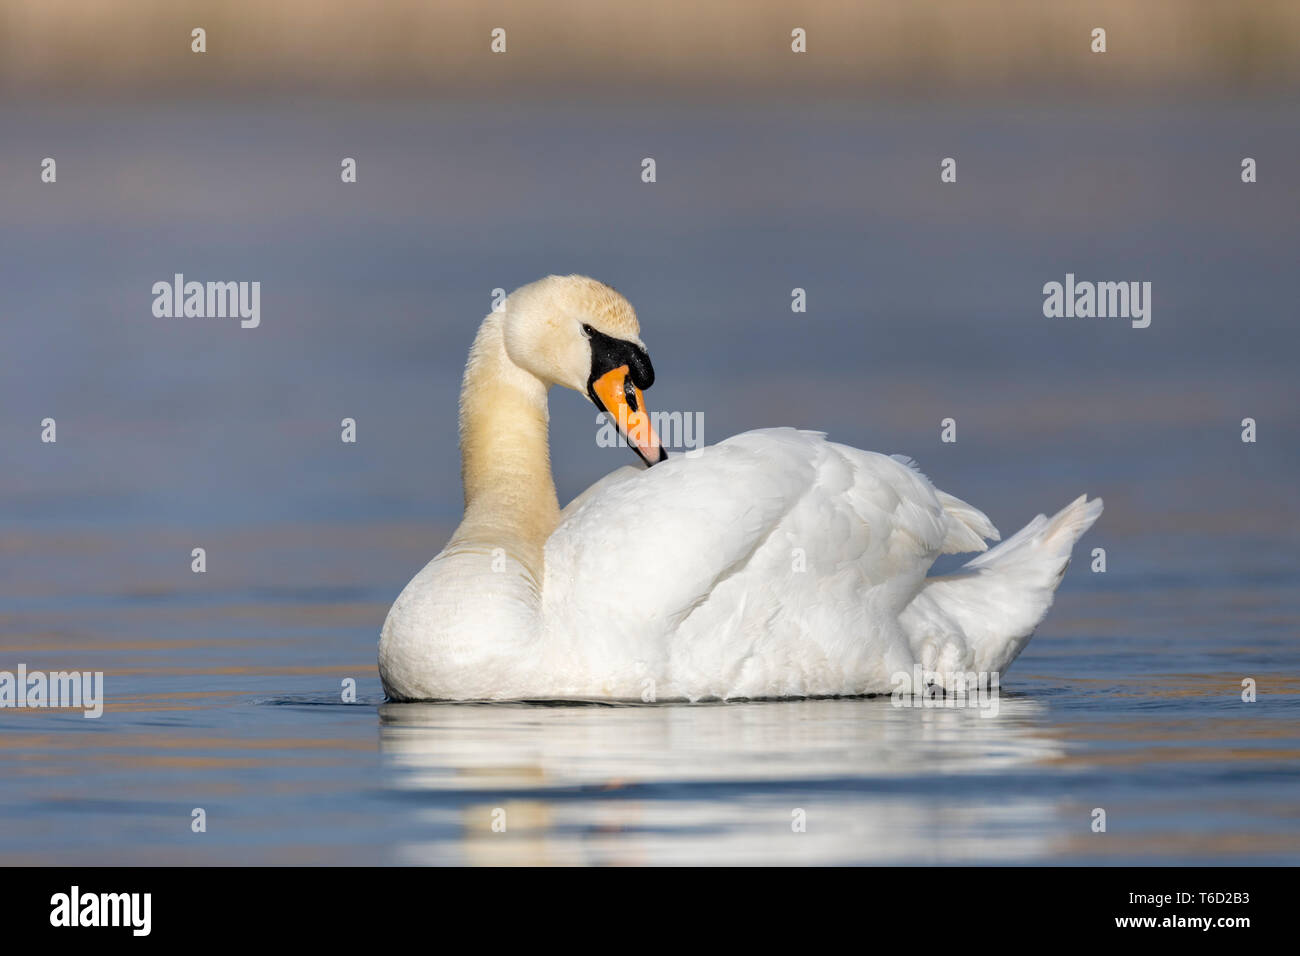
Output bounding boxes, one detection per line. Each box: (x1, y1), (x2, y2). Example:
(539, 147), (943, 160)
(581, 323), (594, 337)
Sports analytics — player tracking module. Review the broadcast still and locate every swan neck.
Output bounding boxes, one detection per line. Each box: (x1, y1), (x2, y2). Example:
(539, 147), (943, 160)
(452, 314), (559, 579)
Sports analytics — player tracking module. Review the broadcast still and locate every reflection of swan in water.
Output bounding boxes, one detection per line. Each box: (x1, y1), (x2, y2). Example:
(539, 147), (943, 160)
(378, 698), (1065, 865)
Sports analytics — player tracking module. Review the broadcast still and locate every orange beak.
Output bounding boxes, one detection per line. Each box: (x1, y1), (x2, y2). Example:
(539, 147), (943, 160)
(591, 364), (667, 466)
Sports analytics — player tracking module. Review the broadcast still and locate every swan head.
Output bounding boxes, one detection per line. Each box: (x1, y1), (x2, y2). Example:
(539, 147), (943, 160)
(503, 275), (666, 465)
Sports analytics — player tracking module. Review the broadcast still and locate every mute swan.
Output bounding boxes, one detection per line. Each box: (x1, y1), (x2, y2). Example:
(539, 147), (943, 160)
(379, 275), (1102, 701)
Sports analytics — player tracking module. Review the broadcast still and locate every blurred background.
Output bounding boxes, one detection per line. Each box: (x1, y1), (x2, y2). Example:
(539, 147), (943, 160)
(6, 0), (1300, 96)
(0, 1), (1297, 865)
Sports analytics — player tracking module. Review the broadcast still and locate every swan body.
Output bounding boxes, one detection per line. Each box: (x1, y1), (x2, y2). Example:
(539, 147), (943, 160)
(379, 276), (1101, 701)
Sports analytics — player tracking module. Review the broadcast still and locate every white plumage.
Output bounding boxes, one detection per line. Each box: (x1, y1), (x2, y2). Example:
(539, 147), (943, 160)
(379, 277), (1101, 701)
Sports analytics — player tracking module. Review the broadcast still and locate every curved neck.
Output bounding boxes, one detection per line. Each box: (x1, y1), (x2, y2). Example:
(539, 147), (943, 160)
(449, 313), (559, 583)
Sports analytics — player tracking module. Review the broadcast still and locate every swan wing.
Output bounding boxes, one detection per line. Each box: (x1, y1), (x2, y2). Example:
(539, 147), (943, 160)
(541, 428), (996, 697)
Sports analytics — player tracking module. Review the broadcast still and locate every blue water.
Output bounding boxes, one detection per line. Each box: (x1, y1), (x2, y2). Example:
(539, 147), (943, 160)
(1, 97), (1297, 864)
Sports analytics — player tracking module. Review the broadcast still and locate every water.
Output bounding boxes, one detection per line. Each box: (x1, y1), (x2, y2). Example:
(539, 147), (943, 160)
(1, 97), (1298, 864)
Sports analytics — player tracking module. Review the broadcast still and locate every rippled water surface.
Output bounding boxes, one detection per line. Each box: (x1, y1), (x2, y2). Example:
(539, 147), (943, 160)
(1, 99), (1297, 864)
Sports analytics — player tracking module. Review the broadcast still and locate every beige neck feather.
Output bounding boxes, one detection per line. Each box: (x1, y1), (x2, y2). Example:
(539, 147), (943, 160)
(448, 313), (559, 585)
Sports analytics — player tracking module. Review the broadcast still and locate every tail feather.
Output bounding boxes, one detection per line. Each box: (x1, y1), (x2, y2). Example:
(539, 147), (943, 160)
(936, 490), (1001, 554)
(902, 495), (1103, 674)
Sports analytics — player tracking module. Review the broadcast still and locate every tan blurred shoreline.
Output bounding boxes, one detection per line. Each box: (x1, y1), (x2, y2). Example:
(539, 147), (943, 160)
(2, 0), (1298, 98)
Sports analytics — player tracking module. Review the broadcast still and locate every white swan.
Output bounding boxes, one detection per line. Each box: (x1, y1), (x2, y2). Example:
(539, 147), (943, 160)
(379, 275), (1102, 701)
